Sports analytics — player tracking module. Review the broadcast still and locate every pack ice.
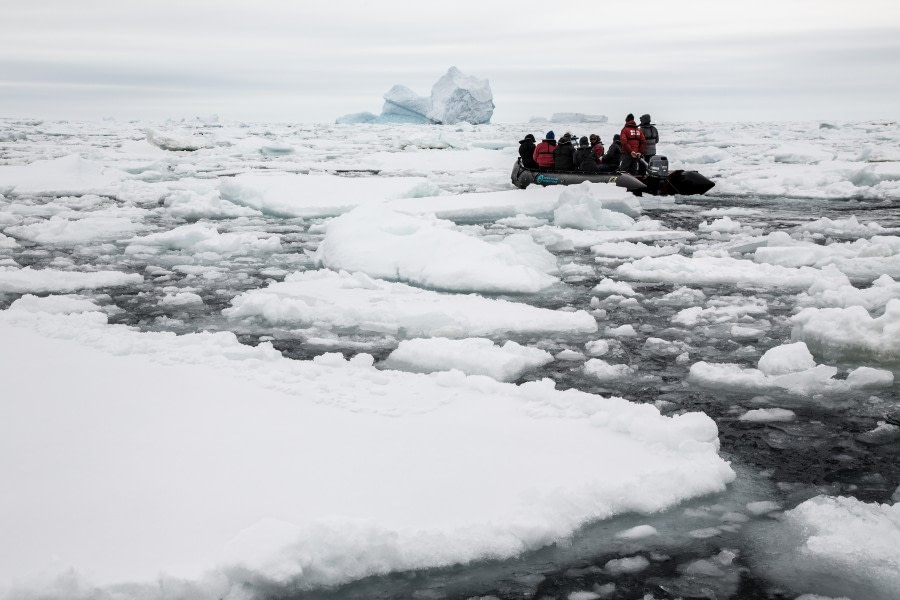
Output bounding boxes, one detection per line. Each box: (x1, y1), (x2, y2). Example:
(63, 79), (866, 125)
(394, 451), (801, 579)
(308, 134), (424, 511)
(0, 305), (734, 599)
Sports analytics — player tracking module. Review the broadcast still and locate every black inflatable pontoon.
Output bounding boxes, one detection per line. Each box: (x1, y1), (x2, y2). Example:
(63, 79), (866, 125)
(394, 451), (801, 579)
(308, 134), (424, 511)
(511, 156), (714, 196)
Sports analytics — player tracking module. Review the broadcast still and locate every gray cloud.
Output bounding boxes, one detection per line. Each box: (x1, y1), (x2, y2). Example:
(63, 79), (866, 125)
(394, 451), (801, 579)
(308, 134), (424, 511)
(1, 2), (898, 122)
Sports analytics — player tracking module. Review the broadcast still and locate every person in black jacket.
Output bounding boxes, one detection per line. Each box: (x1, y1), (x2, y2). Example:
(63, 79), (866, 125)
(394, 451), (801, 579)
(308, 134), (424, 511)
(574, 136), (599, 172)
(518, 134), (539, 169)
(596, 134), (622, 172)
(553, 132), (577, 171)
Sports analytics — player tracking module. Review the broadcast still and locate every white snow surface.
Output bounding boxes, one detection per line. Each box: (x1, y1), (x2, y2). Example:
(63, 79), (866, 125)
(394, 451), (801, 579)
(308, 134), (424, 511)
(219, 172), (434, 218)
(224, 269), (598, 338)
(617, 255), (848, 289)
(688, 342), (894, 396)
(0, 155), (128, 196)
(0, 266), (143, 294)
(314, 205), (558, 293)
(792, 299), (900, 364)
(5, 214), (147, 244)
(0, 308), (733, 598)
(381, 337), (554, 382)
(751, 495), (900, 600)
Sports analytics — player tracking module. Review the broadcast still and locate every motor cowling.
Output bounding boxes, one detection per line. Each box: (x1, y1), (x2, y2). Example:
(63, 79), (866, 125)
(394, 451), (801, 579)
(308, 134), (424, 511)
(648, 155), (668, 179)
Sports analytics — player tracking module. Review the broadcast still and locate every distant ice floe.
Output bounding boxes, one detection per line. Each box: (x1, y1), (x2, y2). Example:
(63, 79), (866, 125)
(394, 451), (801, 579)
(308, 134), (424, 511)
(688, 341), (894, 395)
(749, 495), (900, 600)
(672, 297), (768, 327)
(0, 266), (142, 294)
(584, 358), (634, 382)
(616, 254), (848, 290)
(336, 67), (494, 125)
(224, 269), (598, 338)
(0, 155), (127, 197)
(794, 215), (900, 238)
(795, 274), (900, 312)
(315, 205), (558, 294)
(792, 299), (900, 364)
(219, 172), (433, 218)
(529, 112), (608, 124)
(145, 128), (214, 151)
(381, 337), (553, 382)
(754, 232), (900, 280)
(738, 408), (796, 423)
(163, 189), (263, 221)
(591, 241), (680, 259)
(124, 223), (282, 258)
(4, 215), (147, 244)
(0, 307), (733, 596)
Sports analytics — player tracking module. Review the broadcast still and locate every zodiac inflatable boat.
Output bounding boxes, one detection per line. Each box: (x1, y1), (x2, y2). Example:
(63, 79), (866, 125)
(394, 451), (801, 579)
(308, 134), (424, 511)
(511, 156), (715, 196)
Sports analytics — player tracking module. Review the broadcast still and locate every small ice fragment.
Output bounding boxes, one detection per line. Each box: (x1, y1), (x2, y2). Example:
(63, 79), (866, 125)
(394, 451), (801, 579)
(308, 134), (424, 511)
(746, 501), (781, 515)
(604, 555), (650, 575)
(615, 525), (658, 540)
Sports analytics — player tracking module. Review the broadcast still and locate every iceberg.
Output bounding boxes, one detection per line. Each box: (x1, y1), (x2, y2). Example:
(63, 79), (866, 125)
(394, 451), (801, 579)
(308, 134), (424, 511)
(336, 67), (494, 125)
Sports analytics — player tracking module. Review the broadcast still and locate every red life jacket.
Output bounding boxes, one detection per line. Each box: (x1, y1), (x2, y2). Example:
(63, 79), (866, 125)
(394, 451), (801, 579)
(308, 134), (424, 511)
(591, 143), (605, 162)
(533, 140), (557, 168)
(620, 121), (646, 154)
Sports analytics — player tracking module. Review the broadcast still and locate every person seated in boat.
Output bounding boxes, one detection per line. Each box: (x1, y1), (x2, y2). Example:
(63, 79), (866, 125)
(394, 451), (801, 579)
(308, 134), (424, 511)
(620, 113), (647, 175)
(553, 132), (578, 171)
(595, 134), (622, 173)
(533, 131), (557, 169)
(518, 134), (539, 169)
(575, 136), (600, 172)
(589, 134), (604, 162)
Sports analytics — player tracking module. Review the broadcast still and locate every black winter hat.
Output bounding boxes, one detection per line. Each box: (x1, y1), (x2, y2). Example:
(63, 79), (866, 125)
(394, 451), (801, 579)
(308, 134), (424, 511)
(519, 133), (536, 143)
(640, 114), (651, 125)
(626, 113), (634, 122)
(613, 134), (621, 141)
(579, 136), (589, 147)
(560, 132), (572, 143)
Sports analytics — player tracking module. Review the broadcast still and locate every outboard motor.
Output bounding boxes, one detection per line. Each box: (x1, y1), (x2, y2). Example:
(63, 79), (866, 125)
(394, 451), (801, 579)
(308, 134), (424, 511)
(643, 155), (668, 195)
(648, 155), (668, 179)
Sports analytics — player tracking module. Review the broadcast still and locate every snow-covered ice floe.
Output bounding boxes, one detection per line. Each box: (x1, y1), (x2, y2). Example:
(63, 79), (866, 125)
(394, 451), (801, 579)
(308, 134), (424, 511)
(688, 341), (894, 396)
(616, 255), (848, 290)
(0, 305), (734, 598)
(791, 299), (900, 364)
(381, 337), (554, 382)
(314, 205), (558, 293)
(0, 266), (142, 294)
(748, 495), (900, 600)
(219, 172), (435, 219)
(0, 155), (128, 197)
(224, 269), (597, 338)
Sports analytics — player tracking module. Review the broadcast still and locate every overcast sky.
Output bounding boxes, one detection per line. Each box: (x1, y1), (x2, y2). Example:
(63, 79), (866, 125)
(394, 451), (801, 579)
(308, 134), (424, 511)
(2, 0), (899, 123)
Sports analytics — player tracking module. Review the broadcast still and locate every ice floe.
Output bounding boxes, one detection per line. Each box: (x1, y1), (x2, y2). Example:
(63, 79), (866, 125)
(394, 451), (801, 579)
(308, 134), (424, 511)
(792, 299), (900, 364)
(314, 205), (558, 293)
(381, 337), (553, 382)
(0, 266), (142, 294)
(0, 306), (733, 596)
(224, 269), (598, 338)
(749, 495), (900, 600)
(688, 341), (894, 395)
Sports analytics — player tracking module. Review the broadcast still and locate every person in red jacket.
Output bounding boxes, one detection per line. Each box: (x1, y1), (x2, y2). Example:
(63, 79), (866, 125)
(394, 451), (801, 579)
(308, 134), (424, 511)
(533, 131), (557, 169)
(619, 114), (646, 175)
